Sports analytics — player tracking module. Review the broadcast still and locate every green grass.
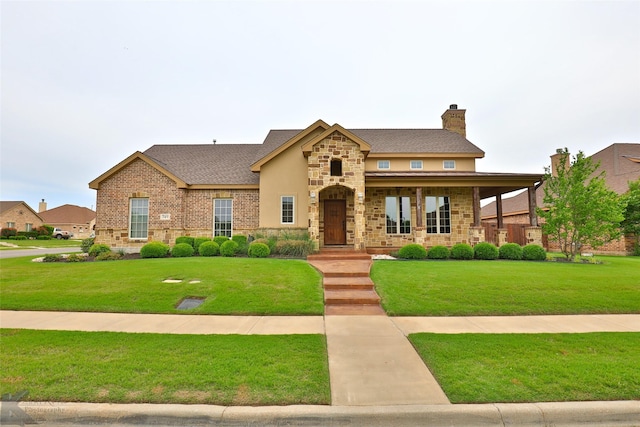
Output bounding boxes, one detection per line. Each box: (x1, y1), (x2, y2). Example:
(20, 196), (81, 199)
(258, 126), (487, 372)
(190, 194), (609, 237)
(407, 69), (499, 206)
(0, 257), (324, 315)
(0, 239), (81, 249)
(0, 329), (330, 405)
(409, 332), (640, 403)
(372, 256), (640, 315)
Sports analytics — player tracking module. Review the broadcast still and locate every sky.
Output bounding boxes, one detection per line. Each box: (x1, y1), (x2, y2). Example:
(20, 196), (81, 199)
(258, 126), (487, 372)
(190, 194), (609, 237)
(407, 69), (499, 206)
(1, 0), (639, 212)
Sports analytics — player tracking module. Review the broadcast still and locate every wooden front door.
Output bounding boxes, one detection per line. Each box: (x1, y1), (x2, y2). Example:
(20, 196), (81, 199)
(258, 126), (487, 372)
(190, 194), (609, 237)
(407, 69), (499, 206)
(324, 200), (346, 245)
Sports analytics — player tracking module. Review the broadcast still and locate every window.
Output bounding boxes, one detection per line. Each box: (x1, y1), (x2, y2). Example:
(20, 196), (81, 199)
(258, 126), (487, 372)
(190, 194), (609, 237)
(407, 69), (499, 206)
(6, 222), (15, 228)
(214, 199), (232, 237)
(385, 196), (411, 234)
(410, 160), (423, 170)
(129, 198), (149, 239)
(426, 196), (451, 234)
(330, 159), (342, 176)
(443, 160), (456, 169)
(281, 196), (294, 224)
(25, 223), (33, 232)
(377, 160), (390, 170)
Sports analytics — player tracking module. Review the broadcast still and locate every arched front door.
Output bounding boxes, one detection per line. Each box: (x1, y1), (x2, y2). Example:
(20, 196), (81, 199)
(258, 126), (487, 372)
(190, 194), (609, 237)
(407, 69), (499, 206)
(324, 199), (346, 245)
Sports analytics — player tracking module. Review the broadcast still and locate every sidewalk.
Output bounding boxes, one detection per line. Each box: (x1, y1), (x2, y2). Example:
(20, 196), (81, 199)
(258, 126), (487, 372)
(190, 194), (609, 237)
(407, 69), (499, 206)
(1, 310), (639, 426)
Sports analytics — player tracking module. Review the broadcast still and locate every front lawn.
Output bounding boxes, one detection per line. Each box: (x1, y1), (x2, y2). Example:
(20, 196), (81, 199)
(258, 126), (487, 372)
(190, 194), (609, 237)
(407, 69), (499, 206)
(372, 256), (640, 316)
(409, 332), (640, 403)
(0, 257), (324, 315)
(0, 329), (330, 405)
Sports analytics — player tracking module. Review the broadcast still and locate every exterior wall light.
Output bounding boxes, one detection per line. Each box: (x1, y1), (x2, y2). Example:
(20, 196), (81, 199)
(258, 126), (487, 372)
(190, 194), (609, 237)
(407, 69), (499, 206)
(358, 192), (364, 202)
(310, 192), (316, 204)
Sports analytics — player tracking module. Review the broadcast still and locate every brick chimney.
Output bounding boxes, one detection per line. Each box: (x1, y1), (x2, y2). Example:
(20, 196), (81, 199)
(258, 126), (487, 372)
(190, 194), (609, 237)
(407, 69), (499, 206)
(441, 104), (466, 138)
(38, 199), (47, 213)
(550, 148), (569, 177)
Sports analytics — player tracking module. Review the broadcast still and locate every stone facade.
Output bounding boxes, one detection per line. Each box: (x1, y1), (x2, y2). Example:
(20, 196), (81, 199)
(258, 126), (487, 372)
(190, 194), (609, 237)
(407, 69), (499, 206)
(308, 132), (366, 250)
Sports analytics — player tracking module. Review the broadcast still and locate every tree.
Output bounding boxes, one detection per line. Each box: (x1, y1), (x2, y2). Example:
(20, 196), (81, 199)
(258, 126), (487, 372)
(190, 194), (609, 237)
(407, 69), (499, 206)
(621, 179), (640, 252)
(537, 148), (624, 261)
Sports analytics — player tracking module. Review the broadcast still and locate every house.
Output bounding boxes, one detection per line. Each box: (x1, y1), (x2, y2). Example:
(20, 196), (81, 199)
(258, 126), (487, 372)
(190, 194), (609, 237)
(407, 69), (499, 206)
(89, 105), (543, 253)
(0, 201), (44, 234)
(481, 143), (640, 254)
(38, 200), (97, 240)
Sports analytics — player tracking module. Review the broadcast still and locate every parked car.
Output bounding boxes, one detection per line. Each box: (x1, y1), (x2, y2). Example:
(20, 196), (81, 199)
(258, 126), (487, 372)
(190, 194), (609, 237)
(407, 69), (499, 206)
(52, 228), (74, 239)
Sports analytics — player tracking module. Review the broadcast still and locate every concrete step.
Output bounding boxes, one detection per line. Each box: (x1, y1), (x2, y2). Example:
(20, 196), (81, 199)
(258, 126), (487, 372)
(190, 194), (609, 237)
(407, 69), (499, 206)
(323, 276), (375, 290)
(324, 304), (386, 315)
(307, 252), (372, 261)
(324, 289), (381, 305)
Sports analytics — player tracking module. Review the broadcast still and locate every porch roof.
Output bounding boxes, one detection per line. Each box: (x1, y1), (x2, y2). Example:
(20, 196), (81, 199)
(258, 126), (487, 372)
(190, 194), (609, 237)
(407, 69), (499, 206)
(365, 171), (543, 199)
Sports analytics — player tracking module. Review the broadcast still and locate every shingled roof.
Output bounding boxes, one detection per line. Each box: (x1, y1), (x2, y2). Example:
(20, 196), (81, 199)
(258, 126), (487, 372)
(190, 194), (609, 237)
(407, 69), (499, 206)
(39, 204), (96, 224)
(140, 126), (485, 186)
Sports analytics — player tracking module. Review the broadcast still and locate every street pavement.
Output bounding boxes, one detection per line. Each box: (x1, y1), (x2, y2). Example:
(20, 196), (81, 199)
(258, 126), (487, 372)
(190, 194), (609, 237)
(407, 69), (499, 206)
(0, 246), (81, 259)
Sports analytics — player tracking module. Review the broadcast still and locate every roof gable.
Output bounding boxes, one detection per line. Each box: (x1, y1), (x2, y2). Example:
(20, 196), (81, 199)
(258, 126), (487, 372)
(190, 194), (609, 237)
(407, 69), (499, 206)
(301, 124), (372, 157)
(251, 119), (329, 172)
(0, 201), (44, 221)
(89, 151), (187, 190)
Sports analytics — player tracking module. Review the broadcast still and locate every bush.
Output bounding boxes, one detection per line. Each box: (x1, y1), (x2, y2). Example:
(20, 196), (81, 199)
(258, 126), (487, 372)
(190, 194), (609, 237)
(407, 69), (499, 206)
(213, 236), (230, 246)
(248, 242), (271, 258)
(194, 237), (211, 254)
(1, 228), (17, 238)
(140, 242), (170, 258)
(96, 252), (122, 261)
(450, 243), (474, 260)
(427, 245), (450, 260)
(175, 236), (195, 248)
(398, 244), (427, 259)
(11, 235), (28, 240)
(88, 244), (111, 257)
(81, 238), (95, 253)
(42, 254), (62, 262)
(232, 235), (248, 255)
(66, 253), (85, 262)
(523, 244), (547, 261)
(171, 242), (195, 257)
(17, 231), (38, 239)
(474, 242), (499, 260)
(198, 241), (219, 256)
(274, 240), (315, 257)
(499, 243), (523, 260)
(253, 237), (276, 252)
(37, 235), (52, 240)
(219, 240), (238, 257)
(35, 225), (52, 236)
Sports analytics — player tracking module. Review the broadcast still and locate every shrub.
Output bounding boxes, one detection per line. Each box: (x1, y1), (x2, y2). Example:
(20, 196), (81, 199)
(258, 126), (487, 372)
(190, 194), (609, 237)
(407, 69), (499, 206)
(220, 240), (239, 257)
(523, 244), (547, 261)
(213, 236), (230, 246)
(140, 242), (170, 258)
(232, 235), (248, 255)
(88, 244), (111, 257)
(253, 237), (276, 252)
(499, 243), (523, 260)
(450, 243), (474, 260)
(12, 235), (28, 240)
(474, 242), (499, 260)
(37, 235), (52, 240)
(66, 253), (85, 262)
(81, 238), (95, 253)
(175, 236), (195, 248)
(194, 237), (211, 254)
(427, 245), (450, 260)
(198, 241), (219, 256)
(398, 244), (427, 259)
(1, 228), (17, 238)
(96, 252), (122, 261)
(42, 254), (62, 262)
(17, 231), (38, 239)
(171, 243), (195, 257)
(248, 242), (271, 258)
(274, 240), (315, 257)
(35, 225), (53, 236)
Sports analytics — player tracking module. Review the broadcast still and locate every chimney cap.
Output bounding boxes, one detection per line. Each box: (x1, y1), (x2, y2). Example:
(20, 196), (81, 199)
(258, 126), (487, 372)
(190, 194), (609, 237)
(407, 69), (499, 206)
(449, 104), (458, 110)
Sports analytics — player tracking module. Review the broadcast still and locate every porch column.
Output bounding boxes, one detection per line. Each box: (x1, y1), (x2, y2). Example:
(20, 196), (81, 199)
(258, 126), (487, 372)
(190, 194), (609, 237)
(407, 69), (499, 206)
(472, 187), (481, 227)
(528, 185), (538, 226)
(415, 187), (423, 228)
(496, 193), (504, 229)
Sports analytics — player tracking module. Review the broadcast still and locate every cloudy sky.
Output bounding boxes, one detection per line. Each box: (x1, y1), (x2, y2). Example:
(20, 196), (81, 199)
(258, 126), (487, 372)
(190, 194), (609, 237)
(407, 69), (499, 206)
(2, 0), (639, 211)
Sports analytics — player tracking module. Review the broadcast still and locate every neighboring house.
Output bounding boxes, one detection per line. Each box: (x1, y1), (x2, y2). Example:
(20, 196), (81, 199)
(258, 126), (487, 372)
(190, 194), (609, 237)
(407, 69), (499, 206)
(0, 201), (44, 234)
(38, 201), (97, 240)
(89, 105), (543, 253)
(482, 143), (640, 254)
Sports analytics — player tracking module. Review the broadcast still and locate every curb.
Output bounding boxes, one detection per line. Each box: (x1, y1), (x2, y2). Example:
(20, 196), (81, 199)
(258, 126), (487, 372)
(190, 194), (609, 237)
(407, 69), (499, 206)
(3, 401), (639, 426)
